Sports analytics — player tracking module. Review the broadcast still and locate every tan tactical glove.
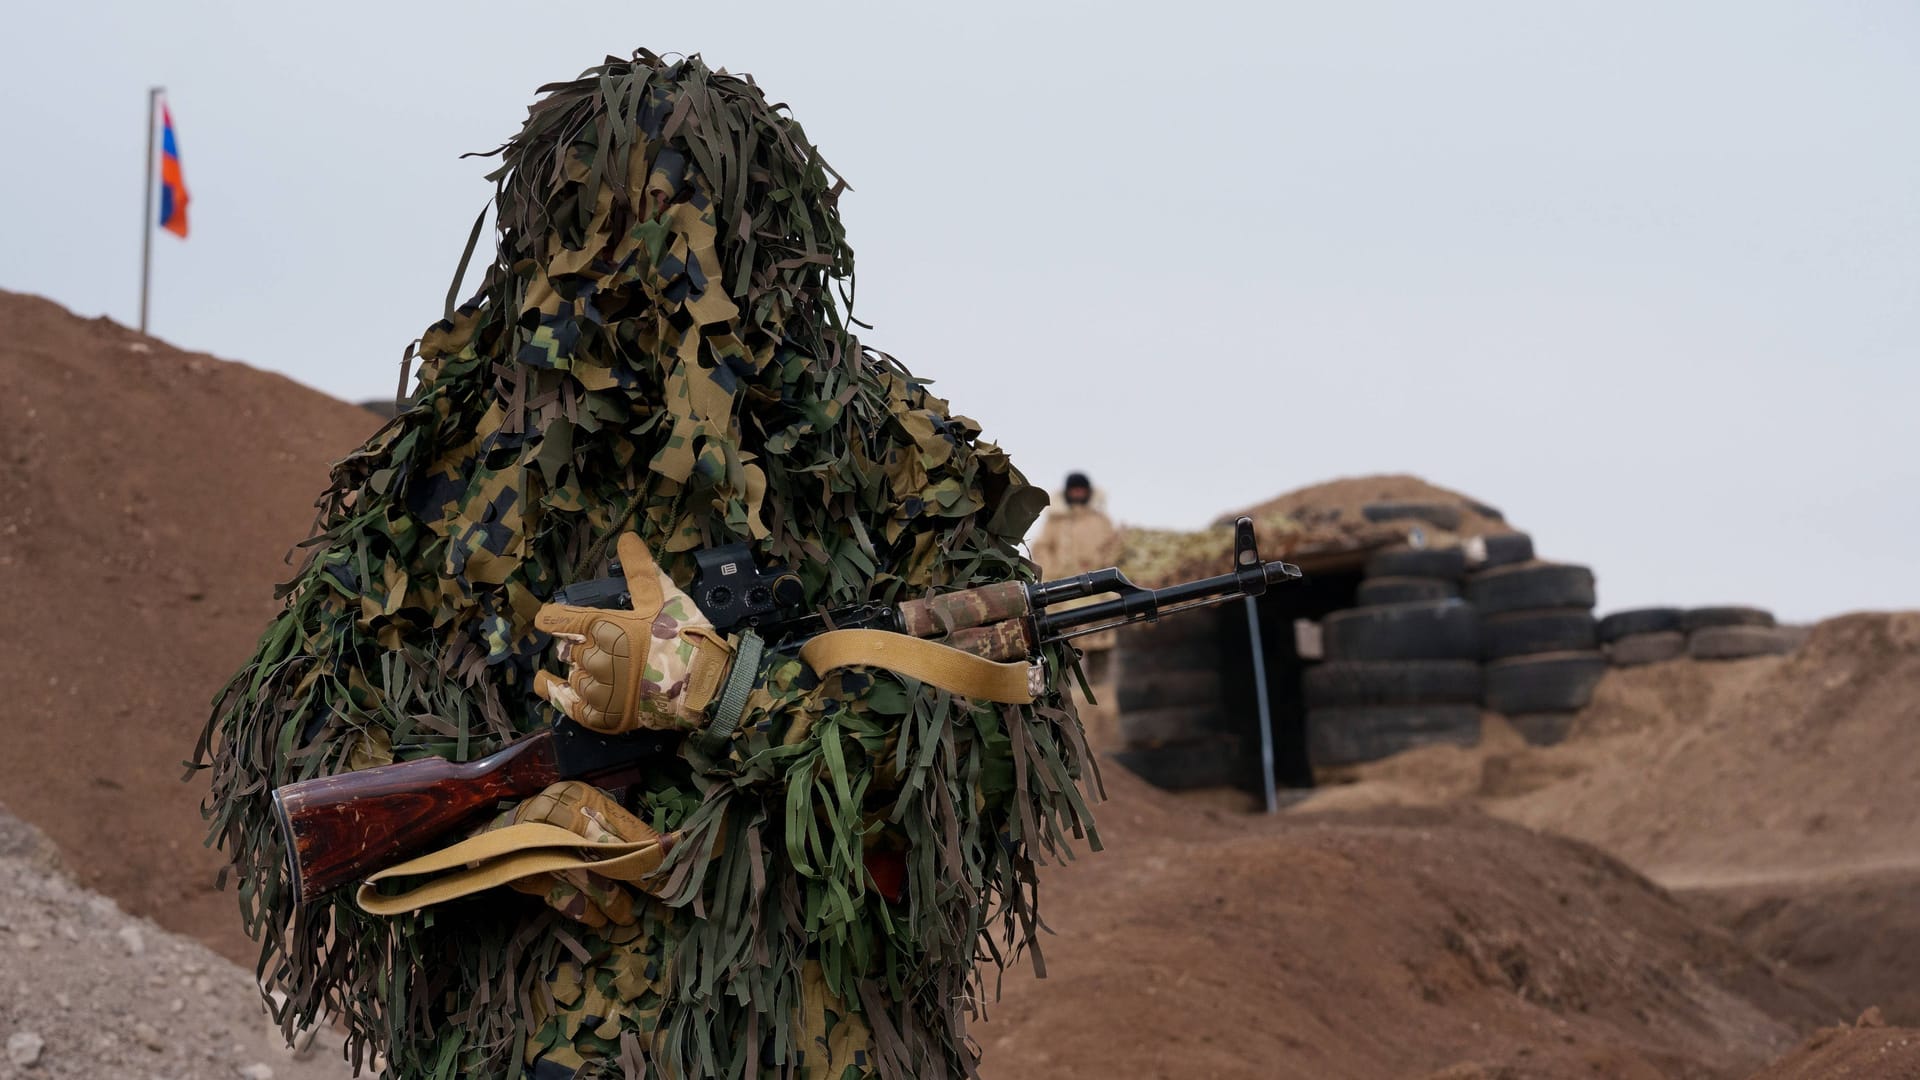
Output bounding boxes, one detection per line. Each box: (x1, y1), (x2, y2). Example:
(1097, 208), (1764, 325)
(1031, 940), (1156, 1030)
(534, 533), (733, 734)
(356, 777), (681, 920)
(501, 781), (664, 927)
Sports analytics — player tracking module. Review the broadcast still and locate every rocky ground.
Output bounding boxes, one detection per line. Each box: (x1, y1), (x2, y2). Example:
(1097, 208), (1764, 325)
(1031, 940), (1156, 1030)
(0, 809), (351, 1080)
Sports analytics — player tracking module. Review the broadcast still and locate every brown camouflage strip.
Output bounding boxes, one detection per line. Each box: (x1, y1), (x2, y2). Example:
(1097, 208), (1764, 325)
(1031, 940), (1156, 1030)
(898, 581), (1029, 639)
(936, 620), (1032, 663)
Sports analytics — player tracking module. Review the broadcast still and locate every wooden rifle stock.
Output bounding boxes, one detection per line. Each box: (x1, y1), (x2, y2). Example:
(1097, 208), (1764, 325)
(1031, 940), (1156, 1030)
(270, 518), (1299, 906)
(272, 731), (564, 906)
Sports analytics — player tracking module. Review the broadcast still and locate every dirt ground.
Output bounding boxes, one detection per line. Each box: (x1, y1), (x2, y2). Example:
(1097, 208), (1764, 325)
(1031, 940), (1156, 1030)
(0, 289), (378, 966)
(1745, 1010), (1920, 1080)
(2, 291), (1916, 1078)
(1499, 613), (1920, 885)
(1683, 864), (1920, 1033)
(980, 770), (1842, 1080)
(1303, 612), (1920, 1031)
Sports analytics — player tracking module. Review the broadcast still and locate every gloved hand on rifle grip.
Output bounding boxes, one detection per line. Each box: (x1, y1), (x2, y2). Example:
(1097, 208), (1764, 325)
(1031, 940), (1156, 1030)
(535, 533), (733, 734)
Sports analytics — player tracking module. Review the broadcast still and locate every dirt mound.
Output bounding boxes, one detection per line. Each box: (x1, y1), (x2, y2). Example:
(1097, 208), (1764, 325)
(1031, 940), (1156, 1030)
(979, 769), (1842, 1079)
(1689, 867), (1920, 1029)
(1499, 613), (1920, 882)
(1303, 612), (1920, 1026)
(1745, 1011), (1920, 1080)
(0, 805), (351, 1079)
(0, 289), (377, 965)
(1219, 472), (1514, 536)
(1303, 612), (1920, 879)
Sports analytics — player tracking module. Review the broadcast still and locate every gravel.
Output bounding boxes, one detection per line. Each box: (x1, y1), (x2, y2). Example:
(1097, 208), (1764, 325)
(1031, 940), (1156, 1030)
(0, 808), (354, 1080)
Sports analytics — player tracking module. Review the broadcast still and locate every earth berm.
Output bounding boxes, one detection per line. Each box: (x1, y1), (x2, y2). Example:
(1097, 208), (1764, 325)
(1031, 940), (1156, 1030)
(3, 290), (1913, 1078)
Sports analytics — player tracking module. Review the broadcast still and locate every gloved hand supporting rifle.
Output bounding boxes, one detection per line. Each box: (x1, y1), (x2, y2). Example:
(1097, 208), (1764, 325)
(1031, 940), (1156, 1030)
(270, 517), (1300, 909)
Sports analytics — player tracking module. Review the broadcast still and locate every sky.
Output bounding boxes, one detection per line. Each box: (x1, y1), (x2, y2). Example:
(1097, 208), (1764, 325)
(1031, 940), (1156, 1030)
(3, 1), (1915, 622)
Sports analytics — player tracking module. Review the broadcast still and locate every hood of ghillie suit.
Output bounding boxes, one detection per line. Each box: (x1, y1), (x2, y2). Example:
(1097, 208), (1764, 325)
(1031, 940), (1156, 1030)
(196, 49), (1098, 1079)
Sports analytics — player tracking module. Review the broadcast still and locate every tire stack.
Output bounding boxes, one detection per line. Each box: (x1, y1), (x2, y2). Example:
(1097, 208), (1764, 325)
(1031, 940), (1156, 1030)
(1597, 608), (1686, 666)
(1304, 545), (1482, 767)
(1108, 615), (1242, 789)
(1600, 605), (1802, 664)
(1467, 542), (1605, 747)
(1687, 607), (1805, 659)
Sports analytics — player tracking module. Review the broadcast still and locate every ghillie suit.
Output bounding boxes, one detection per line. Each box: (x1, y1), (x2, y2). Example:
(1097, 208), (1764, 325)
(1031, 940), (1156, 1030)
(196, 50), (1098, 1079)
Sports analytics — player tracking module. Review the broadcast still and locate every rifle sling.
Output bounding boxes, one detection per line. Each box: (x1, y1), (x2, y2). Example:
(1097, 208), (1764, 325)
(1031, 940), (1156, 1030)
(798, 629), (1037, 704)
(357, 821), (671, 916)
(356, 632), (1033, 916)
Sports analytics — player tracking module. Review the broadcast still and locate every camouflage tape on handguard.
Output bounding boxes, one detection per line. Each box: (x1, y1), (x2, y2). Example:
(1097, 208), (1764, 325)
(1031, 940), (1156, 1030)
(195, 48), (1098, 1080)
(937, 620), (1034, 663)
(899, 581), (1030, 638)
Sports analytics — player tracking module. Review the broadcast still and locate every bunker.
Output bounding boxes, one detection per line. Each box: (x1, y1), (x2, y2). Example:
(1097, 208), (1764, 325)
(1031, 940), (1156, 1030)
(1103, 476), (1545, 793)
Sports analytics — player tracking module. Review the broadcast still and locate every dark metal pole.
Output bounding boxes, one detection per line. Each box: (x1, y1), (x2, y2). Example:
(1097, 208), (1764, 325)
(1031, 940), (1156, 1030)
(140, 87), (160, 334)
(1244, 595), (1277, 813)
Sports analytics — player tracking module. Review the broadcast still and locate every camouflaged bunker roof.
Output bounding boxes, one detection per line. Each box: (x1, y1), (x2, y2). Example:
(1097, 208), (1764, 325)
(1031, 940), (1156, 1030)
(1117, 474), (1515, 588)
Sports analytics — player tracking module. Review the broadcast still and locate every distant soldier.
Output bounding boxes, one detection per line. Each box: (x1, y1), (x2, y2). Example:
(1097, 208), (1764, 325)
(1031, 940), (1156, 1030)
(1031, 473), (1124, 743)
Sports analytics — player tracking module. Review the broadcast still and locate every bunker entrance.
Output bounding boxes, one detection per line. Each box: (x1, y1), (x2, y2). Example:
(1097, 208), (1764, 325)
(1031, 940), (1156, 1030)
(1110, 562), (1363, 793)
(1219, 566), (1364, 789)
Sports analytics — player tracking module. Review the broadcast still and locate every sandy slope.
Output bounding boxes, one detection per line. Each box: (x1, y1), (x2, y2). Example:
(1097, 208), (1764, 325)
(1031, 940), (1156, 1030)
(0, 289), (378, 965)
(1744, 1010), (1920, 1080)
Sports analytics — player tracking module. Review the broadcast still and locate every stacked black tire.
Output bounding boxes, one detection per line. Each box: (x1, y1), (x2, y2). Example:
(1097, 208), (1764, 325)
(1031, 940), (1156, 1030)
(1466, 541), (1605, 747)
(1107, 616), (1243, 789)
(1600, 605), (1801, 665)
(1305, 545), (1481, 766)
(1598, 607), (1687, 666)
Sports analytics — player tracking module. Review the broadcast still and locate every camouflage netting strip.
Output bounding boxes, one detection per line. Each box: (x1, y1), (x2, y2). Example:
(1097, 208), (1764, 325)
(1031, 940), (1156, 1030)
(195, 49), (1097, 1079)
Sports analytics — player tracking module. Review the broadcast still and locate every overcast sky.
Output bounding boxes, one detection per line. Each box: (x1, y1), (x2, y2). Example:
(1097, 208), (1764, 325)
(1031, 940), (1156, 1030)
(4, 1), (1915, 621)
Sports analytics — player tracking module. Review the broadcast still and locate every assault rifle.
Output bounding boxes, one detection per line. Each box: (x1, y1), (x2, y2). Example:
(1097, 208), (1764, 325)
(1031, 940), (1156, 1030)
(272, 517), (1300, 904)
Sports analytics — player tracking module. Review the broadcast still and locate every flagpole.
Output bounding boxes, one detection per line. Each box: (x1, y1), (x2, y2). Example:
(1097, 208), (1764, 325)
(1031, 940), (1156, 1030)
(140, 87), (160, 334)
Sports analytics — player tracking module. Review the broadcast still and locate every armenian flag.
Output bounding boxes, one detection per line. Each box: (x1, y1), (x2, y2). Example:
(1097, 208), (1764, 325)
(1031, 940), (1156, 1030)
(158, 104), (188, 238)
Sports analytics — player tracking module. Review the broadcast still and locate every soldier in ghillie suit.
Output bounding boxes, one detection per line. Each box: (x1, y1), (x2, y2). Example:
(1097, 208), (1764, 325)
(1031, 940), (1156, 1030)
(196, 50), (1098, 1078)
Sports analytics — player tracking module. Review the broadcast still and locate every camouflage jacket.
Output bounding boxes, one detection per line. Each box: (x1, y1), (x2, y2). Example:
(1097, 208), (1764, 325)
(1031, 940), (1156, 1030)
(1030, 502), (1124, 652)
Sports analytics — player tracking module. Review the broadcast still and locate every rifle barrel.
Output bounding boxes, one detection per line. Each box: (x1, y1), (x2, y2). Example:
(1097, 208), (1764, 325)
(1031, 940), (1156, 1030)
(1026, 568), (1136, 608)
(1033, 560), (1299, 642)
(271, 520), (1300, 904)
